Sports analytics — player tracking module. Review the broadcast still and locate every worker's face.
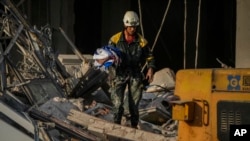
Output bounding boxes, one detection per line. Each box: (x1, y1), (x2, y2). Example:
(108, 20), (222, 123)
(125, 26), (137, 36)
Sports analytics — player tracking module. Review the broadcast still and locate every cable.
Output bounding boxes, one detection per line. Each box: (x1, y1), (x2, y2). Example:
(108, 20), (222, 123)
(151, 0), (172, 52)
(138, 0), (144, 37)
(183, 0), (187, 69)
(195, 0), (201, 68)
(141, 0), (172, 72)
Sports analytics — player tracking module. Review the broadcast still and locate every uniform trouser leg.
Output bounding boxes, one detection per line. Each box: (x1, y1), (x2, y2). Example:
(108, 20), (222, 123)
(110, 80), (126, 124)
(128, 78), (143, 127)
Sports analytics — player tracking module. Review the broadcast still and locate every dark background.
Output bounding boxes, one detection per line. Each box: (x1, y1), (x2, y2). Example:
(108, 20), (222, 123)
(6, 0), (236, 73)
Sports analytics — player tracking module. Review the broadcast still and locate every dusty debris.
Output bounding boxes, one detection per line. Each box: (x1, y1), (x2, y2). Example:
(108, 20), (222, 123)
(67, 109), (176, 141)
(0, 0), (178, 141)
(145, 68), (175, 93)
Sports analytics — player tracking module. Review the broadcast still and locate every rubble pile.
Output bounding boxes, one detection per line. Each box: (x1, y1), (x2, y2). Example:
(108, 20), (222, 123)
(0, 0), (178, 140)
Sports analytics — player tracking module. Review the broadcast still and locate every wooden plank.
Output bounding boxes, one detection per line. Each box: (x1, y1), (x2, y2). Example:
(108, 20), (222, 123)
(67, 109), (172, 141)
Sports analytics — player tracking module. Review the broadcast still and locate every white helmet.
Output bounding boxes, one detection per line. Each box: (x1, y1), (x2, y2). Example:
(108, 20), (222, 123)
(123, 11), (139, 26)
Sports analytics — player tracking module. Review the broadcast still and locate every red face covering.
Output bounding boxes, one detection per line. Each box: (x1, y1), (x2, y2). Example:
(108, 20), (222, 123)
(125, 26), (136, 44)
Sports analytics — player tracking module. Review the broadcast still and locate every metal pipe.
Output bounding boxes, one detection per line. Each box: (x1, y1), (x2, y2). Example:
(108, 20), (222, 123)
(0, 24), (23, 63)
(59, 27), (88, 63)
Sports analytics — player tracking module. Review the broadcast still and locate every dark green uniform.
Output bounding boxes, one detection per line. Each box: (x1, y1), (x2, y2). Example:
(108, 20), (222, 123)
(108, 31), (156, 127)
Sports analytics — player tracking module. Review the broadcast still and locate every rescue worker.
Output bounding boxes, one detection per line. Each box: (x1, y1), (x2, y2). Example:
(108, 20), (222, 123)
(108, 10), (156, 128)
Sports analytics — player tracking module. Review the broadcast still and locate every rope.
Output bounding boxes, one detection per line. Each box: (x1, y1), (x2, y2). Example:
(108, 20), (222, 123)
(195, 0), (201, 68)
(183, 0), (187, 69)
(141, 0), (172, 72)
(138, 0), (144, 37)
(151, 0), (172, 52)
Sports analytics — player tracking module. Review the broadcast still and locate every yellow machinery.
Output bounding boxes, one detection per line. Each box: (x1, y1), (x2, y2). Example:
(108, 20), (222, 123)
(172, 68), (250, 141)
